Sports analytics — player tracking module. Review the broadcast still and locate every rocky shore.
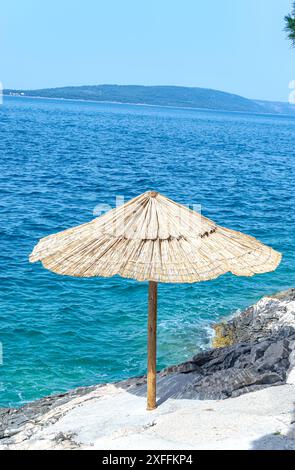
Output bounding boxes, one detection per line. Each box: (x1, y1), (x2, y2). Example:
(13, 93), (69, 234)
(1, 289), (295, 450)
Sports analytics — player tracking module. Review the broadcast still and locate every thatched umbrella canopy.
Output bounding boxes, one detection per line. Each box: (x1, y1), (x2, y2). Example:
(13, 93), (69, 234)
(30, 191), (281, 410)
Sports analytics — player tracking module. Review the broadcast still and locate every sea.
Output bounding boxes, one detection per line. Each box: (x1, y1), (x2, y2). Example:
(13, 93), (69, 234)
(0, 96), (294, 407)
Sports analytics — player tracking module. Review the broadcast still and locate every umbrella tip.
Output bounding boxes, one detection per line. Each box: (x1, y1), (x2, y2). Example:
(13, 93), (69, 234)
(148, 191), (159, 198)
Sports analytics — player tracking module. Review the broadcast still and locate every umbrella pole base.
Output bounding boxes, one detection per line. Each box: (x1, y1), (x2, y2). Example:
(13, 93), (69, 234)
(147, 281), (157, 411)
(147, 405), (157, 411)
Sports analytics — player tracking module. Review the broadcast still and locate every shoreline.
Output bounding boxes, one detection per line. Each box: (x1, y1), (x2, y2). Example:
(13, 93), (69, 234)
(1, 288), (294, 412)
(1, 288), (295, 450)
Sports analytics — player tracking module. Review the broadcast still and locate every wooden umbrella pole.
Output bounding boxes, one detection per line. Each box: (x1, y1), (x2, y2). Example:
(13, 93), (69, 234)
(147, 281), (158, 410)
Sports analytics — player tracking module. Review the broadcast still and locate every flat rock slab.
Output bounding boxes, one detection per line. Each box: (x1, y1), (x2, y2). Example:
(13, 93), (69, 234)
(1, 384), (295, 450)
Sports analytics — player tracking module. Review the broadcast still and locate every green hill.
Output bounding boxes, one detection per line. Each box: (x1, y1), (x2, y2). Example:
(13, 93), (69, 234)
(4, 84), (295, 115)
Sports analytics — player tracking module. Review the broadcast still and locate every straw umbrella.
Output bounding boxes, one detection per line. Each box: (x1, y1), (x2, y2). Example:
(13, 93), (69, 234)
(29, 191), (281, 410)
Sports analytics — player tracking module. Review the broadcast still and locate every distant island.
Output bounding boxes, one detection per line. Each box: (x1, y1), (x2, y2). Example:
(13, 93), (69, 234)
(4, 84), (295, 115)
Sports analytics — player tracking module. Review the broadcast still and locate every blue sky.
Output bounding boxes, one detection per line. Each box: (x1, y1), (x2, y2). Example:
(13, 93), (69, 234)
(1, 0), (295, 101)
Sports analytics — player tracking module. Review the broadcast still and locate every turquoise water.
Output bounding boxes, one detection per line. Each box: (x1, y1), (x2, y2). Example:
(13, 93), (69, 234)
(0, 96), (295, 408)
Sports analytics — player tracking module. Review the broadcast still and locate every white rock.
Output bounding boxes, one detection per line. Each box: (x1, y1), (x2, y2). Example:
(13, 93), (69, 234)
(2, 384), (295, 450)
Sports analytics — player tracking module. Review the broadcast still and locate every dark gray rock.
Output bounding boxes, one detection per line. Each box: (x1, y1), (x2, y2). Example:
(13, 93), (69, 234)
(213, 289), (295, 346)
(155, 330), (295, 400)
(271, 288), (295, 302)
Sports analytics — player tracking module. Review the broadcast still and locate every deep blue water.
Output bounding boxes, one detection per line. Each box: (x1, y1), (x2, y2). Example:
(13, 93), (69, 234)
(0, 96), (294, 408)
